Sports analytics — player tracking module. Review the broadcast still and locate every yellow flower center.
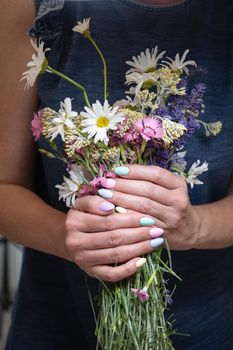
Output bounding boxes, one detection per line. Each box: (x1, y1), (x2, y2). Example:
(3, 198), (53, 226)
(41, 58), (48, 74)
(97, 116), (110, 128)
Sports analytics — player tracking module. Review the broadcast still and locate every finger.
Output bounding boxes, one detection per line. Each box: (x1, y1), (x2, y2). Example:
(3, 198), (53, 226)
(75, 195), (115, 215)
(76, 237), (164, 266)
(86, 257), (146, 282)
(113, 164), (183, 189)
(67, 210), (163, 233)
(98, 189), (168, 226)
(83, 226), (164, 250)
(103, 178), (173, 206)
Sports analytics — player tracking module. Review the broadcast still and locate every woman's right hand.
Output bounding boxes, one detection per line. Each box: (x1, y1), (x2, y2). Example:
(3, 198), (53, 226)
(64, 195), (164, 282)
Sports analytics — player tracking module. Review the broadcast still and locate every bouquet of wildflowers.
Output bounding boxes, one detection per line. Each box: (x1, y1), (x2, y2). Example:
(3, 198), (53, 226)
(22, 18), (222, 349)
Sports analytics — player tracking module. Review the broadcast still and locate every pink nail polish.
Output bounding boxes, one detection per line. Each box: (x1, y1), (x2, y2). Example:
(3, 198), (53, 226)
(149, 228), (164, 238)
(102, 178), (116, 189)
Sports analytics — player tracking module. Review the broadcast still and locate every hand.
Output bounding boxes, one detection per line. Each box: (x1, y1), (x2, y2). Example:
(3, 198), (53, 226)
(98, 165), (201, 250)
(64, 195), (164, 282)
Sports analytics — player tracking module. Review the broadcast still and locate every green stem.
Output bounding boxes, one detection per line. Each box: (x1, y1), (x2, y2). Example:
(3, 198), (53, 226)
(47, 65), (91, 108)
(87, 35), (107, 100)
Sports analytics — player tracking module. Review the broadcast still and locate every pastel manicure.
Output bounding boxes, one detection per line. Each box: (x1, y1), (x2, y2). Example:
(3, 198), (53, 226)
(136, 258), (147, 268)
(140, 217), (156, 226)
(98, 189), (113, 199)
(150, 228), (164, 238)
(99, 202), (115, 211)
(150, 237), (164, 249)
(115, 206), (127, 214)
(114, 166), (129, 176)
(103, 178), (116, 189)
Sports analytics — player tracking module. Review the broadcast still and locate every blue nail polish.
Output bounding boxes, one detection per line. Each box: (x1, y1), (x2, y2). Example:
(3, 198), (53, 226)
(140, 217), (156, 226)
(150, 238), (164, 249)
(114, 166), (129, 176)
(98, 189), (113, 199)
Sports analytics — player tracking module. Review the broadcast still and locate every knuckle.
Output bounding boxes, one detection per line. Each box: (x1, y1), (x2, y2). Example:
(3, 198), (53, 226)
(141, 198), (154, 215)
(104, 215), (115, 231)
(65, 234), (84, 253)
(110, 230), (122, 248)
(65, 214), (78, 232)
(154, 167), (163, 183)
(177, 196), (189, 211)
(143, 182), (155, 198)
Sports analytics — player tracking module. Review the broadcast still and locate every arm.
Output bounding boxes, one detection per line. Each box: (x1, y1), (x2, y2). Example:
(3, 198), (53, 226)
(98, 164), (233, 250)
(0, 0), (68, 259)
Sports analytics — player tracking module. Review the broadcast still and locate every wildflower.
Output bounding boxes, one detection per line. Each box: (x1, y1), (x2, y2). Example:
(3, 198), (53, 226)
(131, 288), (149, 303)
(185, 160), (208, 188)
(162, 119), (187, 146)
(162, 49), (197, 75)
(55, 164), (85, 207)
(31, 110), (43, 141)
(198, 120), (222, 137)
(126, 47), (166, 74)
(81, 100), (124, 145)
(135, 117), (163, 141)
(125, 71), (158, 95)
(47, 98), (77, 141)
(162, 289), (173, 306)
(73, 18), (91, 37)
(21, 39), (50, 89)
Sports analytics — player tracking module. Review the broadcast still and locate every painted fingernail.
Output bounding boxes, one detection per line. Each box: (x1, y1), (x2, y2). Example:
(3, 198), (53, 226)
(98, 189), (113, 199)
(115, 206), (127, 214)
(150, 228), (164, 238)
(150, 237), (164, 249)
(136, 258), (147, 268)
(114, 166), (129, 176)
(102, 178), (116, 189)
(140, 217), (156, 226)
(99, 202), (115, 211)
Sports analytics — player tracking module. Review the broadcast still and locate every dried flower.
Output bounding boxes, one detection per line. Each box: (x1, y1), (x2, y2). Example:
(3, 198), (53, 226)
(131, 288), (149, 302)
(73, 18), (91, 37)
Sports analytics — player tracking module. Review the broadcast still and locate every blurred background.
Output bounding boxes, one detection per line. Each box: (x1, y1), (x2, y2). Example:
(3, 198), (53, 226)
(0, 236), (23, 350)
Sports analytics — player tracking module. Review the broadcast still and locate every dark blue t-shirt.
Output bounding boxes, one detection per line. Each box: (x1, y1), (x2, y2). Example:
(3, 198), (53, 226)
(6, 1), (233, 349)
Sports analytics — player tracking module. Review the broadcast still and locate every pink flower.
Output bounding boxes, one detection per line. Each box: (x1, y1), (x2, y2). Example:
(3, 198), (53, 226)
(78, 184), (95, 197)
(91, 176), (106, 191)
(131, 288), (149, 302)
(135, 117), (163, 141)
(31, 110), (43, 141)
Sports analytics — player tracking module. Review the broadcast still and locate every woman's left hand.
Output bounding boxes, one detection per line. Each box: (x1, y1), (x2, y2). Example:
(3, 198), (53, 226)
(99, 164), (201, 250)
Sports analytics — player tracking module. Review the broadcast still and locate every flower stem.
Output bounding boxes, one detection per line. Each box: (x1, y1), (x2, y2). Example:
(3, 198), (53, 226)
(47, 65), (91, 108)
(87, 35), (107, 100)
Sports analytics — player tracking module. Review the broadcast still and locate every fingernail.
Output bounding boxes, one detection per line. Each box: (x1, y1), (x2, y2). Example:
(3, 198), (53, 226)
(136, 258), (147, 268)
(115, 206), (127, 214)
(150, 237), (164, 249)
(99, 202), (115, 211)
(114, 166), (129, 176)
(140, 217), (156, 226)
(150, 228), (164, 238)
(103, 178), (116, 189)
(98, 189), (113, 199)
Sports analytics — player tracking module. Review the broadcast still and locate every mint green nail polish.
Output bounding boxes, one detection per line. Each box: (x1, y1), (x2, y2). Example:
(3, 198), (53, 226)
(140, 217), (156, 226)
(114, 166), (129, 176)
(98, 189), (113, 199)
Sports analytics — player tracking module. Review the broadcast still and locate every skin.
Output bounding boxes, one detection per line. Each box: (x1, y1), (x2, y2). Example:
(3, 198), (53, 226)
(1, 0), (233, 283)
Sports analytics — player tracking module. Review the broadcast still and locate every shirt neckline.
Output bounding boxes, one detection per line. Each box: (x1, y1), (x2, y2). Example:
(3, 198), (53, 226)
(118, 0), (191, 12)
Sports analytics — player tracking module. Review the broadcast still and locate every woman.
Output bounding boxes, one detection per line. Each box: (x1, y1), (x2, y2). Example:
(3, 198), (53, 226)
(0, 0), (233, 349)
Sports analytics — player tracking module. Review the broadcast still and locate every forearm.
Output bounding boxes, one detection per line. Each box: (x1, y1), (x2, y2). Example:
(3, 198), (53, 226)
(194, 193), (233, 249)
(0, 184), (68, 259)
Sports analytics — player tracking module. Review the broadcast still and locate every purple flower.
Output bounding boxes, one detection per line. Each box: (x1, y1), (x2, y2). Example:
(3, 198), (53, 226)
(131, 288), (149, 302)
(162, 289), (173, 306)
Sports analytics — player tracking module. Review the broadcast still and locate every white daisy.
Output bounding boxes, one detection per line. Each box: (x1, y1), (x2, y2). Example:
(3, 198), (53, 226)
(81, 100), (124, 145)
(47, 98), (77, 141)
(162, 49), (197, 74)
(126, 47), (166, 74)
(72, 18), (91, 36)
(21, 39), (50, 89)
(56, 165), (84, 208)
(186, 160), (208, 188)
(125, 72), (158, 95)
